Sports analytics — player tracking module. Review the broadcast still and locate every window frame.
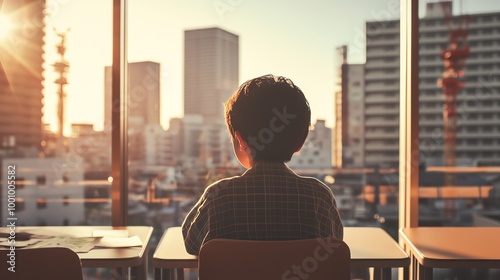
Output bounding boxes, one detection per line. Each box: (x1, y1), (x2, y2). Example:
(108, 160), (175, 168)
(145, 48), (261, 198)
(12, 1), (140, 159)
(109, 0), (422, 232)
(111, 0), (128, 226)
(399, 0), (419, 231)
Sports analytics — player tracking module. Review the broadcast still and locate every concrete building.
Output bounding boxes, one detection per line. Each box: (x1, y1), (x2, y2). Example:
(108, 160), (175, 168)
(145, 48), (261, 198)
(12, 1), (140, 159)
(184, 27), (239, 124)
(360, 1), (500, 167)
(0, 157), (85, 226)
(0, 0), (44, 152)
(68, 124), (111, 171)
(334, 46), (365, 168)
(289, 120), (332, 169)
(182, 27), (238, 169)
(174, 115), (234, 168)
(139, 124), (171, 166)
(104, 61), (160, 130)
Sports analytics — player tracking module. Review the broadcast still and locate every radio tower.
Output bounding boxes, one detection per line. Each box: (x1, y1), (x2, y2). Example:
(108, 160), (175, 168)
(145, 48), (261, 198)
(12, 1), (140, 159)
(437, 1), (470, 221)
(53, 30), (70, 156)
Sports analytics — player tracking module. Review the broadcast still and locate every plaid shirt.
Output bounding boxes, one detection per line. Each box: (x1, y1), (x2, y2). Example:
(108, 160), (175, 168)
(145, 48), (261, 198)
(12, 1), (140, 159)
(181, 162), (344, 255)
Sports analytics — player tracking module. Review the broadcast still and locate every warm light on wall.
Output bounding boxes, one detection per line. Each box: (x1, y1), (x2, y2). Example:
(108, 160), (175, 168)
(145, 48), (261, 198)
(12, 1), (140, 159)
(0, 15), (13, 41)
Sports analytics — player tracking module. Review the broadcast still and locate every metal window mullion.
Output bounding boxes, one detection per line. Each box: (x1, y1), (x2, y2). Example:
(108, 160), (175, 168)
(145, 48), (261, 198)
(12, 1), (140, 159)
(111, 0), (128, 227)
(399, 0), (419, 232)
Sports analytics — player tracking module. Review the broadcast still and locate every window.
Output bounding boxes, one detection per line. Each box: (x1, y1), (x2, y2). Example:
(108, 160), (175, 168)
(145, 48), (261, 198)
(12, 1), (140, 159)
(7, 1), (500, 279)
(414, 0), (500, 238)
(0, 0), (113, 233)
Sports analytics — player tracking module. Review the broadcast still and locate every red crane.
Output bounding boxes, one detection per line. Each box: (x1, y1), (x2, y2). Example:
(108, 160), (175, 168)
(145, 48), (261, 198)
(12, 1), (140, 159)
(437, 1), (470, 221)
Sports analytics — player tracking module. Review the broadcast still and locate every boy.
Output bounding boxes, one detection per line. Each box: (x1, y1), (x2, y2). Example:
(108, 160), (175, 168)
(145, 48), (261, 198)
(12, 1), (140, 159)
(182, 74), (343, 255)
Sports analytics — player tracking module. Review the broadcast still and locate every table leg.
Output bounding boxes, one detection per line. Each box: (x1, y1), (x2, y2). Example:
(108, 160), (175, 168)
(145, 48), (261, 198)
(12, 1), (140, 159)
(138, 245), (149, 280)
(373, 267), (382, 280)
(381, 268), (391, 280)
(158, 268), (172, 280)
(418, 264), (432, 280)
(403, 266), (409, 280)
(176, 268), (184, 280)
(410, 253), (418, 280)
(154, 268), (161, 280)
(372, 268), (392, 280)
(131, 264), (147, 280)
(112, 267), (129, 280)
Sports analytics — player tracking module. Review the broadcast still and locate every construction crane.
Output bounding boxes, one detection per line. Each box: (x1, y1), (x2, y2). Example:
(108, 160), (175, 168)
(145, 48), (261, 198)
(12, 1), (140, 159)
(437, 1), (470, 222)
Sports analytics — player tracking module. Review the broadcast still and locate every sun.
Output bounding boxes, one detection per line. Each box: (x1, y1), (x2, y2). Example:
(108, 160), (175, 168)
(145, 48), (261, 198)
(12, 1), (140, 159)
(0, 15), (13, 41)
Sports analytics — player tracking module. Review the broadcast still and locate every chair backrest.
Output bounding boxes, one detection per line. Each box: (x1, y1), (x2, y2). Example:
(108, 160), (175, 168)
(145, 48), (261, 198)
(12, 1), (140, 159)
(199, 237), (351, 280)
(0, 247), (83, 280)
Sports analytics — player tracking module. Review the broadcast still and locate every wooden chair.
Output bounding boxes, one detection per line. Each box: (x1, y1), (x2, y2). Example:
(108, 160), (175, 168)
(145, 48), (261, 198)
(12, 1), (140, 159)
(199, 237), (351, 280)
(0, 247), (83, 280)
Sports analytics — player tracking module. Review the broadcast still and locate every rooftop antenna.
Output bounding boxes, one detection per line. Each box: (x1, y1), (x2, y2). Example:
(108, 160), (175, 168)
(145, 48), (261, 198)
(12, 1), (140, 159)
(53, 28), (70, 156)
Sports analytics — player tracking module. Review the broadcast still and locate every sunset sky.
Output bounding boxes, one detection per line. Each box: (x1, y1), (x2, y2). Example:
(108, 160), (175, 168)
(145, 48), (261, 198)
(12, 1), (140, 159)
(39, 0), (499, 134)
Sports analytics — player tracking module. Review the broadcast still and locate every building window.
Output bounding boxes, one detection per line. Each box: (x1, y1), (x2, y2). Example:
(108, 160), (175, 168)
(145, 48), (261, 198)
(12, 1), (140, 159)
(483, 139), (493, 145)
(483, 126), (493, 133)
(63, 195), (70, 206)
(37, 198), (47, 209)
(36, 175), (46, 185)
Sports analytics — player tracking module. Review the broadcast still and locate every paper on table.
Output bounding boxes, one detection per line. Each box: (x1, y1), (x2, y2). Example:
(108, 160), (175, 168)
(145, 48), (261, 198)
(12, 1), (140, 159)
(29, 236), (98, 253)
(92, 229), (129, 237)
(0, 239), (44, 248)
(94, 235), (142, 248)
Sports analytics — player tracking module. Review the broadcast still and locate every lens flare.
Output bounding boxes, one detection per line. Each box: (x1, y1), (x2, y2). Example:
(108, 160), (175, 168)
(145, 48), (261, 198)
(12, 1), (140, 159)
(0, 15), (13, 40)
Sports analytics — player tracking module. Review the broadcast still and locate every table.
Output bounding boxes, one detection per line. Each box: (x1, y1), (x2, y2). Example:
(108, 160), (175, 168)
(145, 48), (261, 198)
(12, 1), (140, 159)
(400, 227), (500, 280)
(1, 226), (153, 280)
(153, 227), (409, 280)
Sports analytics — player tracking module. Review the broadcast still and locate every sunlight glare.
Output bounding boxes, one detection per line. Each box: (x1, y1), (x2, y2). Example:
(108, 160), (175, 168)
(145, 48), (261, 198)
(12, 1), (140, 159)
(0, 15), (13, 41)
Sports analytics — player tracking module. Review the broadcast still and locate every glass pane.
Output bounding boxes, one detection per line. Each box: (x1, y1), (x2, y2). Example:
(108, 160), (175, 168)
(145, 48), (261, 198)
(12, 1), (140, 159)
(127, 1), (401, 279)
(417, 1), (500, 226)
(0, 0), (112, 277)
(417, 2), (500, 279)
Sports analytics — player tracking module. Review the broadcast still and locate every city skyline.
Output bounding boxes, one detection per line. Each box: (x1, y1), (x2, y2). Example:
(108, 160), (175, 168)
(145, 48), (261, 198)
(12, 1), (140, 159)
(29, 0), (500, 133)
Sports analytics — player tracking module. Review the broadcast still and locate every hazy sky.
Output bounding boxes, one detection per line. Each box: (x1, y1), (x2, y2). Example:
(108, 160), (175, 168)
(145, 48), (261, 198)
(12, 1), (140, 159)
(41, 0), (500, 133)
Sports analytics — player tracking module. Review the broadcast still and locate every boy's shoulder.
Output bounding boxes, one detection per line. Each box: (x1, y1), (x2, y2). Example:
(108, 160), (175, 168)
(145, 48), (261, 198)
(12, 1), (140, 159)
(203, 175), (242, 196)
(294, 173), (335, 194)
(203, 167), (334, 198)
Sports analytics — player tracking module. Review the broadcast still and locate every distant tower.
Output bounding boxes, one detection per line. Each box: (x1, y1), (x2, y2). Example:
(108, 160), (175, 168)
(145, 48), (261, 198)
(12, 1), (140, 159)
(184, 27), (239, 124)
(53, 30), (70, 156)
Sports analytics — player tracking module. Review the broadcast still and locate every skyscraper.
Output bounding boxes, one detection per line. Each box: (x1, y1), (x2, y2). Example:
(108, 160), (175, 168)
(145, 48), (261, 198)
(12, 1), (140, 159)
(0, 0), (45, 151)
(104, 61), (160, 130)
(184, 27), (239, 124)
(334, 46), (365, 168)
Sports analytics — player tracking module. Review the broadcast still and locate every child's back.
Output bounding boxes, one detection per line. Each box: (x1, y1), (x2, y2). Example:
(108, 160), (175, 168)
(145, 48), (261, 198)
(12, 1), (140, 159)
(182, 75), (343, 255)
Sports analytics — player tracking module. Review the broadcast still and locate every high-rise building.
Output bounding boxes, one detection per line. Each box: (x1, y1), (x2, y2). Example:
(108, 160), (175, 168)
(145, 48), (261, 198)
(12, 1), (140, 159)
(176, 115), (233, 168)
(184, 27), (239, 124)
(68, 124), (111, 170)
(334, 46), (365, 168)
(104, 61), (160, 131)
(0, 0), (45, 151)
(359, 1), (500, 167)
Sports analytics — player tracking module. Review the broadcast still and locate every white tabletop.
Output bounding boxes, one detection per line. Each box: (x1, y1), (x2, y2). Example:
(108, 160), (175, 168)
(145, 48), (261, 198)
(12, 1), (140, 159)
(153, 226), (409, 269)
(2, 226), (153, 268)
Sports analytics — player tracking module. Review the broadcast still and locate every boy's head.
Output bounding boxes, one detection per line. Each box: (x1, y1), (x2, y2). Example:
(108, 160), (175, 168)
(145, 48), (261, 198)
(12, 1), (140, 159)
(225, 74), (311, 164)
